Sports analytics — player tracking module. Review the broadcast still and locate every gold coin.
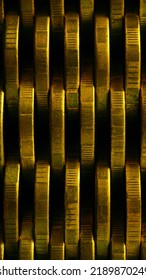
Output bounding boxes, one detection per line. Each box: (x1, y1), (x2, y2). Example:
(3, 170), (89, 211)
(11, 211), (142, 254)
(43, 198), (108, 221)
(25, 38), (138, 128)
(110, 78), (125, 171)
(126, 161), (141, 259)
(80, 209), (95, 260)
(94, 15), (110, 118)
(141, 80), (146, 170)
(0, 242), (4, 260)
(19, 214), (34, 260)
(4, 163), (20, 258)
(50, 215), (65, 260)
(50, 79), (65, 172)
(110, 0), (124, 31)
(35, 16), (50, 115)
(35, 162), (50, 259)
(65, 13), (80, 90)
(65, 161), (80, 259)
(0, 91), (4, 172)
(50, 0), (64, 34)
(95, 164), (110, 259)
(19, 70), (35, 172)
(4, 14), (19, 111)
(80, 0), (94, 23)
(111, 226), (126, 260)
(66, 88), (79, 119)
(19, 0), (34, 29)
(125, 14), (141, 117)
(141, 223), (146, 259)
(80, 81), (95, 170)
(140, 0), (146, 27)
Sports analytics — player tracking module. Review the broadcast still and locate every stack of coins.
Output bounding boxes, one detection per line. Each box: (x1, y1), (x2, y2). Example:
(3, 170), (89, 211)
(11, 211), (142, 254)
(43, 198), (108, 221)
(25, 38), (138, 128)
(0, 0), (146, 259)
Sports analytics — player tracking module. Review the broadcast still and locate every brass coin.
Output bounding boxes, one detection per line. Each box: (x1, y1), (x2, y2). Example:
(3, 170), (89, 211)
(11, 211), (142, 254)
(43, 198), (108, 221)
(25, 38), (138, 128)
(126, 161), (141, 259)
(125, 14), (141, 118)
(80, 209), (95, 260)
(4, 163), (20, 258)
(4, 14), (19, 111)
(80, 82), (95, 170)
(65, 160), (80, 259)
(0, 91), (4, 172)
(50, 0), (64, 34)
(50, 215), (65, 260)
(110, 78), (125, 172)
(95, 164), (110, 259)
(65, 13), (80, 90)
(50, 79), (65, 172)
(35, 16), (50, 115)
(19, 214), (34, 260)
(111, 225), (126, 260)
(80, 0), (94, 23)
(19, 0), (34, 29)
(95, 15), (110, 118)
(35, 162), (50, 259)
(19, 70), (35, 172)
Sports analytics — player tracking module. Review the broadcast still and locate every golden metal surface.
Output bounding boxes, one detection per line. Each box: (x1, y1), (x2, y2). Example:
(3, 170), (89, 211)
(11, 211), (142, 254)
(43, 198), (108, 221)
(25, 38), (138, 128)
(80, 0), (94, 23)
(95, 15), (110, 119)
(50, 0), (64, 34)
(50, 79), (65, 172)
(95, 164), (110, 259)
(0, 91), (4, 171)
(35, 162), (50, 259)
(80, 82), (95, 169)
(0, 0), (146, 260)
(65, 161), (80, 259)
(125, 14), (141, 117)
(50, 215), (65, 260)
(110, 79), (125, 171)
(19, 70), (35, 172)
(140, 0), (146, 26)
(110, 0), (124, 30)
(111, 226), (126, 260)
(141, 223), (146, 259)
(141, 81), (146, 170)
(19, 214), (34, 260)
(65, 14), (80, 90)
(126, 161), (141, 260)
(35, 16), (50, 115)
(4, 163), (20, 259)
(19, 0), (34, 29)
(4, 14), (19, 111)
(80, 209), (95, 260)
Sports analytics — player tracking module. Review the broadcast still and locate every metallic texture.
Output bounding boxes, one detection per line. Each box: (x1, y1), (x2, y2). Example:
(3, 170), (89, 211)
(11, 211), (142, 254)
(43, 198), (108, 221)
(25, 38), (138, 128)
(0, 0), (146, 260)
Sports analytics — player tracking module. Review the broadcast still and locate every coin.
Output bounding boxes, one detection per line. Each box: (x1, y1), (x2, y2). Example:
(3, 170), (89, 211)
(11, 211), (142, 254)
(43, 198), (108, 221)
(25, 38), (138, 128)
(19, 70), (35, 172)
(19, 213), (34, 260)
(4, 14), (19, 112)
(35, 162), (50, 259)
(110, 78), (125, 171)
(80, 209), (95, 260)
(65, 161), (80, 259)
(50, 79), (65, 172)
(19, 0), (34, 29)
(125, 14), (141, 118)
(80, 82), (95, 170)
(65, 14), (80, 91)
(95, 164), (110, 259)
(50, 215), (64, 260)
(0, 91), (4, 172)
(126, 161), (141, 259)
(35, 16), (50, 116)
(4, 163), (20, 259)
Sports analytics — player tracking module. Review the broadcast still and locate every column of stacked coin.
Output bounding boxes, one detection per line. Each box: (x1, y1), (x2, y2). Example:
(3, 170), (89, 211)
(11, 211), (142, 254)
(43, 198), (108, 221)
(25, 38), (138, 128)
(0, 0), (145, 259)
